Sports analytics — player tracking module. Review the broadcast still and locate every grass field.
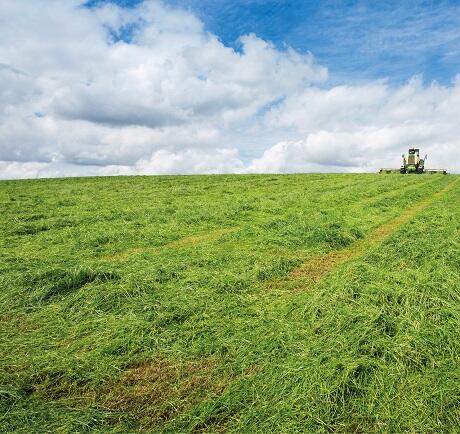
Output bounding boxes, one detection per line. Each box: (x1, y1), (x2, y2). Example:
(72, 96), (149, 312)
(1, 173), (459, 433)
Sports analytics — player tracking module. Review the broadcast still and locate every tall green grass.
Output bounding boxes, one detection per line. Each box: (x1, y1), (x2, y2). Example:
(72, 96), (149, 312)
(0, 174), (458, 432)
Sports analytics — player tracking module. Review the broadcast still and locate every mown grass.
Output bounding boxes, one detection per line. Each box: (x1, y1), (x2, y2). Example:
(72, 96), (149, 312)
(0, 173), (459, 433)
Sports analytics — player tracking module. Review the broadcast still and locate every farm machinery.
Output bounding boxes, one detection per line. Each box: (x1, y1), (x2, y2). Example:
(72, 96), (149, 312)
(379, 148), (447, 174)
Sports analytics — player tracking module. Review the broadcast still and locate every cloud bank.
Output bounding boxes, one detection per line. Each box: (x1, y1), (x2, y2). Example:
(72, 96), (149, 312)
(0, 0), (459, 179)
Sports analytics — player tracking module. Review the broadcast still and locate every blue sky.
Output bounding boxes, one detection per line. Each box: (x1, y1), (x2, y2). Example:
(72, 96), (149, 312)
(91, 0), (460, 85)
(2, 0), (459, 178)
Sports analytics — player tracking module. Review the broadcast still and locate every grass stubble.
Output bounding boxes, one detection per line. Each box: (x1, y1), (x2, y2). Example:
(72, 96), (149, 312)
(0, 173), (459, 432)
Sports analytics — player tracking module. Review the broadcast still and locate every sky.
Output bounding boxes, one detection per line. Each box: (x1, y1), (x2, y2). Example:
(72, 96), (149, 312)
(1, 0), (459, 179)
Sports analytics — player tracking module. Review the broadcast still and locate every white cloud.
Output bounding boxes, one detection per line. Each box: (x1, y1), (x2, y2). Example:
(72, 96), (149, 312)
(259, 76), (460, 172)
(0, 0), (459, 179)
(0, 0), (327, 178)
(0, 147), (244, 178)
(136, 148), (245, 174)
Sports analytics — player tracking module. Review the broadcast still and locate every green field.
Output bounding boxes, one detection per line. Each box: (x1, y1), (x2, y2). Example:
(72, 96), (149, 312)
(1, 173), (459, 433)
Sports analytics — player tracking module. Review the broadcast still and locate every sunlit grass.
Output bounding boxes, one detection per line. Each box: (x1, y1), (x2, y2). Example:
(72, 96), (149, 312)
(1, 173), (458, 432)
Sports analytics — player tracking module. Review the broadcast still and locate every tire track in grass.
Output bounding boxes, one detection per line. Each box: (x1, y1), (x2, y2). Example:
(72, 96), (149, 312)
(163, 228), (234, 248)
(101, 177), (447, 263)
(101, 178), (389, 262)
(101, 228), (235, 261)
(290, 176), (459, 286)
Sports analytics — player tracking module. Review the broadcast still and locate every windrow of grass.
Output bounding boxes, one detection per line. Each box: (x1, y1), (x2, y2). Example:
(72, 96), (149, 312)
(177, 178), (459, 433)
(0, 174), (458, 433)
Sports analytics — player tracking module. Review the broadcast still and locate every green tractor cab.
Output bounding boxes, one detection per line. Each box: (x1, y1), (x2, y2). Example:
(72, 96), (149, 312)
(380, 148), (447, 174)
(400, 148), (425, 174)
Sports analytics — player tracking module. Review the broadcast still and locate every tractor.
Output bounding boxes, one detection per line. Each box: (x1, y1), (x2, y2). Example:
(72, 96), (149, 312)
(379, 148), (447, 174)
